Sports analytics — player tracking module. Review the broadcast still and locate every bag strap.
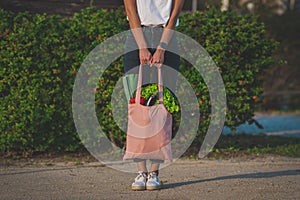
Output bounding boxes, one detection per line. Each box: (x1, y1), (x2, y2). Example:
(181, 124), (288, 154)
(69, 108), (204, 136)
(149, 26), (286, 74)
(135, 64), (163, 104)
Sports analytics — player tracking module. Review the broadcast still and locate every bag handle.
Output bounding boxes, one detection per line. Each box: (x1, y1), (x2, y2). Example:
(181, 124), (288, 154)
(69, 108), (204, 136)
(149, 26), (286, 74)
(135, 64), (163, 104)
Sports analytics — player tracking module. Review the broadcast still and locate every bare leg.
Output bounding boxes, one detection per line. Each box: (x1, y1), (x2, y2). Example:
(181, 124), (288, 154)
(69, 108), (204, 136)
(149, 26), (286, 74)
(132, 160), (148, 191)
(146, 161), (161, 190)
(149, 162), (160, 174)
(136, 160), (147, 172)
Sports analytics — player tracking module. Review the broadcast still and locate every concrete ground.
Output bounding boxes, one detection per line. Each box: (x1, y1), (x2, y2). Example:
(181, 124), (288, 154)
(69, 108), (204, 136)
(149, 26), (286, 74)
(0, 156), (299, 200)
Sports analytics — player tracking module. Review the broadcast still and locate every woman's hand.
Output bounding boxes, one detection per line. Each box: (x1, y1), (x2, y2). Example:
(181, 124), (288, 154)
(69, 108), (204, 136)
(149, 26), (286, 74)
(139, 48), (152, 64)
(151, 46), (165, 67)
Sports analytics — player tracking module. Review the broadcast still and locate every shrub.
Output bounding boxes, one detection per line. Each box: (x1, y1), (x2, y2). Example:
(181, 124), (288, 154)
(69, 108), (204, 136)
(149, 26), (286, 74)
(0, 11), (79, 152)
(0, 7), (129, 153)
(177, 8), (278, 134)
(0, 7), (278, 154)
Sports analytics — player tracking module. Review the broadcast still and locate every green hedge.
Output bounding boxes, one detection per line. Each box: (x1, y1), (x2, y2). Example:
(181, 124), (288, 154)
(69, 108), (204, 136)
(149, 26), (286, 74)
(177, 8), (278, 132)
(0, 7), (278, 154)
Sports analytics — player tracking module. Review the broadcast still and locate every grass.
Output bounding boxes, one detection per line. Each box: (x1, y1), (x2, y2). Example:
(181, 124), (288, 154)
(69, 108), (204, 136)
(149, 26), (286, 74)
(255, 110), (300, 116)
(1, 134), (299, 165)
(185, 133), (300, 159)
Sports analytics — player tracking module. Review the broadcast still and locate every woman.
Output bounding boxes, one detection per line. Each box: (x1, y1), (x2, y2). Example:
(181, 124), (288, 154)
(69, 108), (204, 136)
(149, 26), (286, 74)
(123, 0), (185, 190)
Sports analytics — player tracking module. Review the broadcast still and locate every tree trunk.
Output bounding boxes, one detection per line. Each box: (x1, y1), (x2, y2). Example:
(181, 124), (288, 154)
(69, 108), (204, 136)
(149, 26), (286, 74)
(290, 0), (295, 10)
(192, 0), (197, 12)
(221, 0), (230, 11)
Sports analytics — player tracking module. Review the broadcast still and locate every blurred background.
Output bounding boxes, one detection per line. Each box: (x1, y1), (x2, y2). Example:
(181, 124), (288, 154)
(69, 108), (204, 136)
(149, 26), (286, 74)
(0, 0), (300, 141)
(1, 0), (299, 112)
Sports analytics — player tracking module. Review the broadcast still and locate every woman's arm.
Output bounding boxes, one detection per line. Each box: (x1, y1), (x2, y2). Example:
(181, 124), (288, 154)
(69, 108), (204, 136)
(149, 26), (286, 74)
(124, 0), (152, 64)
(161, 0), (185, 43)
(152, 0), (185, 64)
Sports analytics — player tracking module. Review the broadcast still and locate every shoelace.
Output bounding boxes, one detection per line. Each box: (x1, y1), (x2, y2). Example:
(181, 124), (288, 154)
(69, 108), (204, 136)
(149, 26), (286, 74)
(136, 172), (146, 181)
(148, 173), (158, 181)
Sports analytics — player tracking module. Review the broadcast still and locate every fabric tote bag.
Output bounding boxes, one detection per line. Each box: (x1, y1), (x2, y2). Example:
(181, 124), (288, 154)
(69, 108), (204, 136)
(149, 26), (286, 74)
(123, 64), (173, 162)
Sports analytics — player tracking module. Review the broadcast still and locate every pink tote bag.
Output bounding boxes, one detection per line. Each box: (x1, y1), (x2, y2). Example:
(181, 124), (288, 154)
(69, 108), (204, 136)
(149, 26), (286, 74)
(123, 64), (173, 161)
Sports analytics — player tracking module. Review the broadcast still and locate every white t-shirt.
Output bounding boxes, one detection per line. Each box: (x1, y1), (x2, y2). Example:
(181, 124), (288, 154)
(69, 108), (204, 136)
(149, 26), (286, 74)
(136, 0), (173, 26)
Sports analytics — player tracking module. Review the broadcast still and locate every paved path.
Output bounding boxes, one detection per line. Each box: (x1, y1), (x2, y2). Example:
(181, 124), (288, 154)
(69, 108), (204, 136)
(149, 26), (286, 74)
(1, 156), (299, 199)
(223, 114), (300, 137)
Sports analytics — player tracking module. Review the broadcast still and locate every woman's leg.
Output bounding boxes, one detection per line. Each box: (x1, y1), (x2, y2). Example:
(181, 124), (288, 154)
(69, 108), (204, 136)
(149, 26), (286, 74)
(146, 160), (163, 190)
(149, 159), (164, 173)
(135, 159), (148, 172)
(149, 161), (160, 174)
(131, 159), (148, 191)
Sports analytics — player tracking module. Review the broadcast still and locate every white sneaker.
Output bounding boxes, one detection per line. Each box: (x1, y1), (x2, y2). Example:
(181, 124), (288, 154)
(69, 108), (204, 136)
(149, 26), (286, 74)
(146, 171), (161, 190)
(131, 171), (147, 191)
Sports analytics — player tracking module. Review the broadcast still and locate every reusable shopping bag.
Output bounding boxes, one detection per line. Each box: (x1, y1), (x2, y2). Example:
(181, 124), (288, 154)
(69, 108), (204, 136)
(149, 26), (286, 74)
(123, 64), (173, 161)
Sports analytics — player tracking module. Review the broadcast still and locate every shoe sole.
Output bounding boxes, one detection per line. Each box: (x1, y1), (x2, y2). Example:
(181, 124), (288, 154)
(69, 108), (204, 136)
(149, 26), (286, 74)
(131, 186), (146, 191)
(146, 186), (161, 190)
